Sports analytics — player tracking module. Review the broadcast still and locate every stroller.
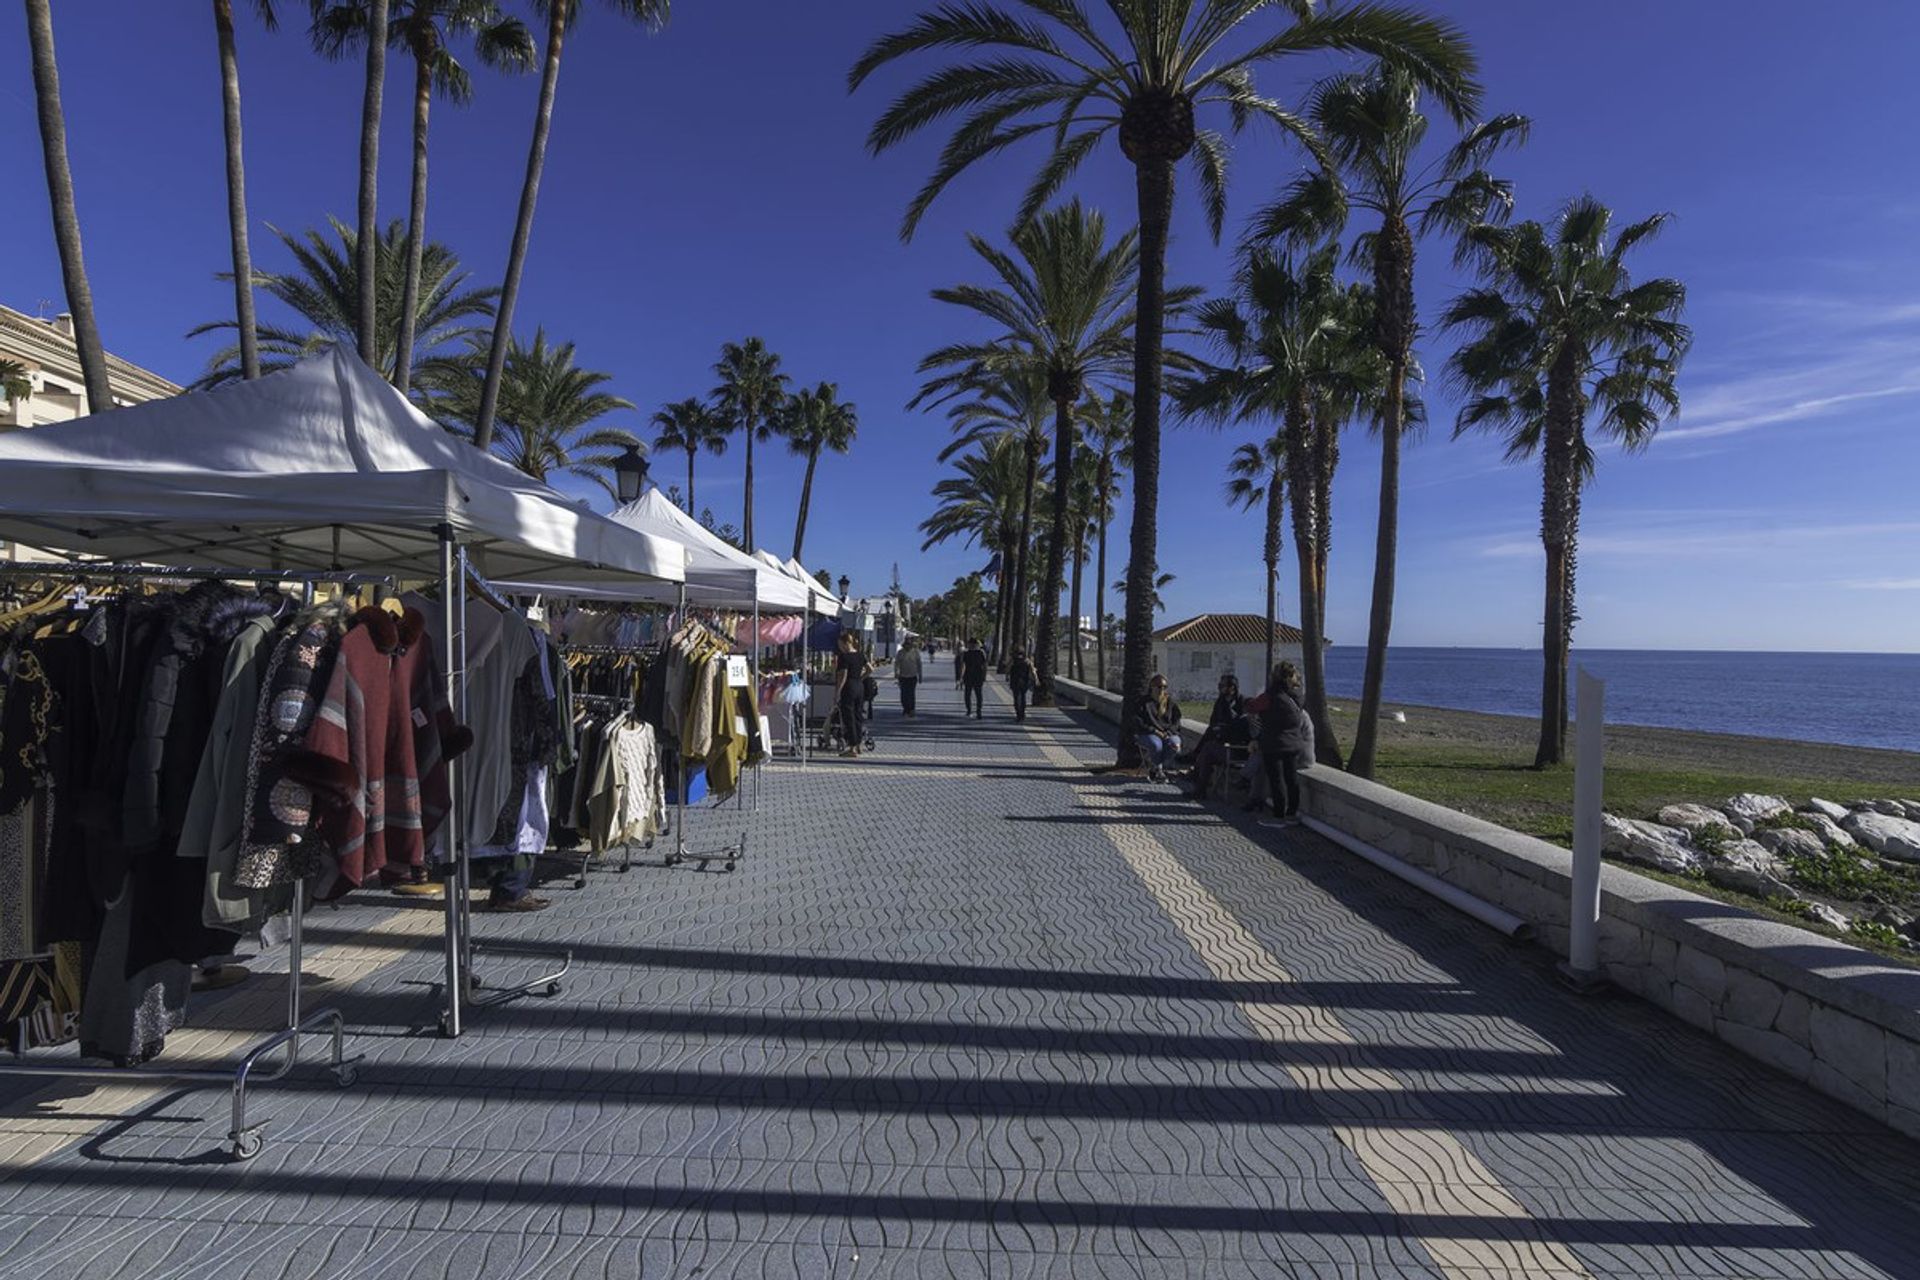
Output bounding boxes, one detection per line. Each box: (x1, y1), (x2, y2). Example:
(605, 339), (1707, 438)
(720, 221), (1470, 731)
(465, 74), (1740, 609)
(811, 677), (876, 755)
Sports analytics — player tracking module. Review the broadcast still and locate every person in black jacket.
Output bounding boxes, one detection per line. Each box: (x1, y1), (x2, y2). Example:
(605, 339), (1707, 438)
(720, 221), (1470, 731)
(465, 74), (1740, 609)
(960, 637), (988, 718)
(1007, 648), (1037, 722)
(1249, 662), (1312, 823)
(1186, 673), (1245, 799)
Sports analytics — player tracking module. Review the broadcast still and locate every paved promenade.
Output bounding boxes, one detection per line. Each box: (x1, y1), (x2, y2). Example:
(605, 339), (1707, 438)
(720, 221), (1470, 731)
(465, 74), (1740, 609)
(2, 672), (1919, 1278)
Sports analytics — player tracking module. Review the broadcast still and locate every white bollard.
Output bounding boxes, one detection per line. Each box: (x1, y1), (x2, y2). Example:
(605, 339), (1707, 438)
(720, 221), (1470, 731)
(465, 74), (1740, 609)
(1563, 668), (1606, 990)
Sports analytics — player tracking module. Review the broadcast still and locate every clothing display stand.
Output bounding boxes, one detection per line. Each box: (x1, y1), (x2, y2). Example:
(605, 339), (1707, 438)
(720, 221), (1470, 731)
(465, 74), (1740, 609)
(0, 562), (363, 1161)
(436, 533), (572, 1039)
(563, 692), (657, 886)
(665, 582), (745, 873)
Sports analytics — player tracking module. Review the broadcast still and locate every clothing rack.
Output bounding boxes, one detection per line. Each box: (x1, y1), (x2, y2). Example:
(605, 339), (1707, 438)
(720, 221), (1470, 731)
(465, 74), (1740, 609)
(0, 560), (362, 1161)
(564, 692), (657, 881)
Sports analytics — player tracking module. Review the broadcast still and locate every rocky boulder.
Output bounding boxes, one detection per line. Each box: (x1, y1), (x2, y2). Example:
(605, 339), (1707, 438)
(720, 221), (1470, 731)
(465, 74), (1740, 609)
(1804, 903), (1850, 931)
(1657, 803), (1739, 838)
(1901, 800), (1920, 822)
(1602, 814), (1700, 875)
(1705, 843), (1794, 899)
(1722, 794), (1791, 833)
(1868, 799), (1908, 817)
(1842, 810), (1920, 863)
(1754, 827), (1826, 861)
(1805, 798), (1850, 821)
(1799, 812), (1855, 849)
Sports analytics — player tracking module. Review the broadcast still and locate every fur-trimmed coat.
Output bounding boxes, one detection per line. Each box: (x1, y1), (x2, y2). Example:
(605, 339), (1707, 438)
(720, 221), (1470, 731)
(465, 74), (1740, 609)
(287, 607), (471, 891)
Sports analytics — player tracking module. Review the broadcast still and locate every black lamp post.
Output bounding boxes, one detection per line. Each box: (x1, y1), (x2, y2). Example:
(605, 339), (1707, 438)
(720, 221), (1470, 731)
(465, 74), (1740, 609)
(613, 445), (649, 504)
(838, 574), (850, 601)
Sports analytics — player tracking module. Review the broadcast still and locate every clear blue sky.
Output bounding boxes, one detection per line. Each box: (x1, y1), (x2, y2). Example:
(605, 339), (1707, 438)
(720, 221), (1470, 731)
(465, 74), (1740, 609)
(5, 2), (1917, 652)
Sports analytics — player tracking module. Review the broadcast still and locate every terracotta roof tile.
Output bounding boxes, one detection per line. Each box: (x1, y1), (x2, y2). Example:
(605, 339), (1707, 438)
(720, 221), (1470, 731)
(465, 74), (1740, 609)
(1151, 613), (1312, 646)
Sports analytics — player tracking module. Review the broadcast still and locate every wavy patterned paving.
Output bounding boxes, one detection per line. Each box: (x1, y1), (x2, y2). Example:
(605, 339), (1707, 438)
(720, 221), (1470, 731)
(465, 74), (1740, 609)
(1, 672), (1917, 1278)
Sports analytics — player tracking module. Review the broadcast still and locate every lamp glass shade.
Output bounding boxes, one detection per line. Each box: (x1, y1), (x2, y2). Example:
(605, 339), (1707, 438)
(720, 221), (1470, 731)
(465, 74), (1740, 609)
(614, 446), (649, 503)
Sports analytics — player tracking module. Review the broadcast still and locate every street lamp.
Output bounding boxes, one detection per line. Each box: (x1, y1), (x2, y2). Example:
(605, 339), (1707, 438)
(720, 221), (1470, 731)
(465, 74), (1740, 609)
(613, 445), (649, 504)
(838, 574), (850, 601)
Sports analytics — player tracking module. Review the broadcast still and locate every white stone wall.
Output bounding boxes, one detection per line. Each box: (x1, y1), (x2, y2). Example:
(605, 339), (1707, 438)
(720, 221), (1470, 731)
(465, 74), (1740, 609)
(1153, 639), (1302, 701)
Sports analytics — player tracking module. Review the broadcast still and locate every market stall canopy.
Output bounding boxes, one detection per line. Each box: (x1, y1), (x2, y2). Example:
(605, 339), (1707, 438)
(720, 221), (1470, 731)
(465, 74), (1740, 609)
(757, 551), (839, 613)
(496, 487), (812, 611)
(0, 346), (687, 585)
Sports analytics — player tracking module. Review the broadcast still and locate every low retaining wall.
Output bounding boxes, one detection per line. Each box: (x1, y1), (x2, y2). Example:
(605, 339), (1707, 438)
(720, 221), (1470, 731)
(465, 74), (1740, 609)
(1053, 676), (1920, 1139)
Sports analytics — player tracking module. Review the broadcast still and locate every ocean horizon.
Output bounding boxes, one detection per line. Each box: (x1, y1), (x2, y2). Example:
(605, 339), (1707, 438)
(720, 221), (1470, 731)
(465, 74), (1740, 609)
(1320, 646), (1920, 755)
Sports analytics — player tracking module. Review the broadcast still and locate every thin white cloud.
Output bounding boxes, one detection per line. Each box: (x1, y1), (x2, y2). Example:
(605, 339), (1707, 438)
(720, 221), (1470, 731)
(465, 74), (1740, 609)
(1661, 382), (1920, 442)
(1476, 519), (1920, 560)
(1844, 577), (1920, 591)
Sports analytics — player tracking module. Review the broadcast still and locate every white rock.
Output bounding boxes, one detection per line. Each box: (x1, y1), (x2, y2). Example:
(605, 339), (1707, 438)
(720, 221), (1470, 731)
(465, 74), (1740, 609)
(1658, 804), (1738, 837)
(1869, 799), (1907, 817)
(1804, 903), (1850, 931)
(1805, 798), (1850, 821)
(1723, 794), (1791, 830)
(1901, 800), (1920, 822)
(1602, 814), (1700, 875)
(1754, 827), (1827, 860)
(1841, 810), (1920, 863)
(1800, 812), (1855, 849)
(1706, 843), (1795, 899)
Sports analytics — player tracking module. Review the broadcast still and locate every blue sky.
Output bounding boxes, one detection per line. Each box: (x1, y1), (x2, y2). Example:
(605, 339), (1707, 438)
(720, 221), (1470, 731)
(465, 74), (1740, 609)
(5, 2), (1916, 652)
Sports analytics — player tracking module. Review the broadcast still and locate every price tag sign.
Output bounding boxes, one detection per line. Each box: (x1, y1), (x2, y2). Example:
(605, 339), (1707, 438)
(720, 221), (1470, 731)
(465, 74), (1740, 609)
(727, 655), (750, 687)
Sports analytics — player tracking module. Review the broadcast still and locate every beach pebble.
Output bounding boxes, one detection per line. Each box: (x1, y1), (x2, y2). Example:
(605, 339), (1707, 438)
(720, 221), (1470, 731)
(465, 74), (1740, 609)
(1602, 814), (1701, 875)
(1799, 812), (1856, 849)
(1842, 810), (1920, 863)
(1706, 843), (1794, 899)
(1805, 798), (1850, 821)
(1755, 827), (1826, 860)
(1658, 803), (1738, 837)
(1722, 794), (1791, 832)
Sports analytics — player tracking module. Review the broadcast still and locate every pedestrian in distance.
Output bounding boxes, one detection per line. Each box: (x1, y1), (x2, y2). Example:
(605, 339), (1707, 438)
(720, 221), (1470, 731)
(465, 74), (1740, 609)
(895, 638), (923, 717)
(1132, 674), (1182, 782)
(960, 636), (988, 719)
(1008, 648), (1037, 723)
(1248, 662), (1313, 825)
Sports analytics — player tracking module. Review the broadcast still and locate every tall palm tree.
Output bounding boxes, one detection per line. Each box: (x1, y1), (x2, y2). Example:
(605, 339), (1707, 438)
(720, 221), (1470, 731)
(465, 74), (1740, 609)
(782, 382), (859, 561)
(431, 328), (639, 494)
(937, 370), (1051, 671)
(1081, 390), (1130, 690)
(651, 397), (728, 510)
(1065, 443), (1104, 683)
(1224, 432), (1286, 681)
(472, 0), (671, 450)
(920, 433), (1031, 663)
(189, 217), (497, 388)
(946, 573), (987, 647)
(914, 200), (1186, 705)
(312, 1), (536, 395)
(711, 338), (790, 550)
(1253, 66), (1527, 777)
(853, 0), (1480, 765)
(306, 0), (391, 364)
(213, 0), (279, 382)
(25, 0), (112, 413)
(1443, 197), (1688, 766)
(1177, 245), (1379, 769)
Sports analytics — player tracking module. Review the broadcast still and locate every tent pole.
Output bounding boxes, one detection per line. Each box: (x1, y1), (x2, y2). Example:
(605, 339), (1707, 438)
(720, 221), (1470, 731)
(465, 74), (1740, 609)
(752, 596), (761, 814)
(800, 607), (809, 768)
(437, 525), (463, 1039)
(674, 580), (687, 865)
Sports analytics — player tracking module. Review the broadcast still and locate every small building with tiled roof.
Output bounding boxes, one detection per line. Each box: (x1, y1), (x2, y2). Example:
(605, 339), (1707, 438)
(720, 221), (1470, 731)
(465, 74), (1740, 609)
(1151, 613), (1316, 701)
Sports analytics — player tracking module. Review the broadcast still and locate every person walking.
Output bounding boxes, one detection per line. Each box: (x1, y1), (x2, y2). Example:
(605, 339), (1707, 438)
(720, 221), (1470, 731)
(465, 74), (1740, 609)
(895, 639), (923, 717)
(834, 630), (868, 757)
(1132, 674), (1182, 782)
(1007, 648), (1037, 723)
(960, 636), (988, 719)
(1249, 662), (1313, 824)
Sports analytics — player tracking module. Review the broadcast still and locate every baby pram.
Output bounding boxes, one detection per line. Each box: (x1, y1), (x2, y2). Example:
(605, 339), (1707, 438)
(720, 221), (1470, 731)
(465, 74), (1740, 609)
(812, 677), (876, 754)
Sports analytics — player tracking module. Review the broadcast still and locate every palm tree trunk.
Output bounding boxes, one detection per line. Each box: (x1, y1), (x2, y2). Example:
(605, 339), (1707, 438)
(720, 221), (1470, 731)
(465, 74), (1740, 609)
(1034, 395), (1074, 705)
(474, 0), (565, 450)
(1068, 524), (1085, 684)
(26, 0), (111, 414)
(991, 547), (1009, 660)
(213, 0), (259, 382)
(1008, 436), (1038, 673)
(354, 0), (389, 368)
(685, 444), (696, 510)
(1263, 473), (1282, 681)
(1286, 395), (1343, 770)
(1536, 351), (1581, 767)
(743, 411), (756, 550)
(393, 52), (431, 395)
(1095, 501), (1109, 690)
(1350, 358), (1405, 778)
(792, 445), (820, 561)
(1310, 407), (1344, 770)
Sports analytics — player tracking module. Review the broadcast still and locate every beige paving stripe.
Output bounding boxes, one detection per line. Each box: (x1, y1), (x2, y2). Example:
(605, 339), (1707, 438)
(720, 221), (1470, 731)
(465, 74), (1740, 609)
(0, 901), (452, 1169)
(1026, 722), (1595, 1280)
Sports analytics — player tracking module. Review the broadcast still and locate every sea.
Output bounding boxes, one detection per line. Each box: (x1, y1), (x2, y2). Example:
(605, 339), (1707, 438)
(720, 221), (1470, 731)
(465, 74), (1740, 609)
(1320, 647), (1920, 755)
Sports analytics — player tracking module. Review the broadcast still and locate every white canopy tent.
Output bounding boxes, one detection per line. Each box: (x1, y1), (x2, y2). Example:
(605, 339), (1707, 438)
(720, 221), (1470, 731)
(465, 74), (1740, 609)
(0, 346), (687, 586)
(496, 488), (812, 612)
(756, 551), (839, 614)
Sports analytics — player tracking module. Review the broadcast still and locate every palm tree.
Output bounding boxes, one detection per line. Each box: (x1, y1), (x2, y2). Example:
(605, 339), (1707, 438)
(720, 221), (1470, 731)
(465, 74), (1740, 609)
(711, 338), (790, 550)
(651, 397), (728, 510)
(0, 360), (32, 408)
(946, 573), (988, 646)
(1253, 66), (1527, 777)
(853, 0), (1480, 765)
(304, 0), (392, 364)
(189, 217), (497, 388)
(1065, 443), (1104, 683)
(914, 200), (1185, 706)
(920, 433), (1031, 663)
(472, 0), (671, 450)
(25, 0), (112, 413)
(431, 328), (639, 494)
(1225, 432), (1287, 681)
(782, 382), (859, 561)
(1081, 390), (1130, 690)
(312, 1), (536, 395)
(936, 370), (1051, 671)
(1177, 245), (1380, 769)
(213, 0), (279, 382)
(1443, 197), (1688, 766)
